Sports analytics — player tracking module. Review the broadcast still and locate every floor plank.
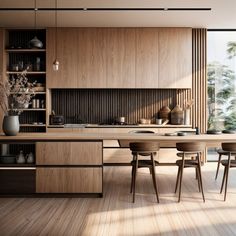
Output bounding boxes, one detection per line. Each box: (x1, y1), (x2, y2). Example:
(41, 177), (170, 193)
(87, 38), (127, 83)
(0, 163), (236, 236)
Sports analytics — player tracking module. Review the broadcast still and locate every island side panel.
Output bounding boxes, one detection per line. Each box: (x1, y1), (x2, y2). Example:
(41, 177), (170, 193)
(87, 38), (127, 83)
(36, 141), (103, 194)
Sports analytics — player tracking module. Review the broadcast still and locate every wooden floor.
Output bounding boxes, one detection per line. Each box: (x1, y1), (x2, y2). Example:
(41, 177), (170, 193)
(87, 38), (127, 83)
(1, 163), (236, 236)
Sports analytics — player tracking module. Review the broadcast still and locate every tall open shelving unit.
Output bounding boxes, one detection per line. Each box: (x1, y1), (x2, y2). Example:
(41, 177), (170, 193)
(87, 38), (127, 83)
(4, 29), (47, 133)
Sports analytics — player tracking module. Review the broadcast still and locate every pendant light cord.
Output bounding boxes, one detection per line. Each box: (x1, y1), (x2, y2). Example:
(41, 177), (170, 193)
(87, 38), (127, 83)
(34, 0), (37, 31)
(55, 0), (58, 59)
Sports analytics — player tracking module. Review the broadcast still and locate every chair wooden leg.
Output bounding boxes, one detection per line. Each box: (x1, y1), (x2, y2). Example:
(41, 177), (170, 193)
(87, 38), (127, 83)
(197, 154), (205, 202)
(132, 155), (139, 203)
(220, 166), (226, 194)
(149, 167), (152, 175)
(215, 154), (222, 180)
(178, 163), (184, 203)
(151, 154), (159, 203)
(130, 165), (134, 193)
(195, 167), (198, 179)
(175, 166), (181, 193)
(196, 166), (201, 192)
(224, 165), (230, 201)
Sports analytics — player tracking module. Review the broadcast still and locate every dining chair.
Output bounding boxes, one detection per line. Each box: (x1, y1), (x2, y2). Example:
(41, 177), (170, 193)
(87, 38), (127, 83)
(220, 143), (236, 201)
(215, 148), (236, 180)
(129, 142), (160, 203)
(175, 142), (205, 202)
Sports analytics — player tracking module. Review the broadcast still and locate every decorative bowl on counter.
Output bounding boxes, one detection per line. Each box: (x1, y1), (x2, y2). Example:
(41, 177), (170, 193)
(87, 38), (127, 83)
(0, 155), (16, 164)
(139, 118), (151, 124)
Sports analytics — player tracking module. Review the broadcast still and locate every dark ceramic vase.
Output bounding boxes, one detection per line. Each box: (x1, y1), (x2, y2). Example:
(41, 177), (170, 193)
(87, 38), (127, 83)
(2, 115), (20, 136)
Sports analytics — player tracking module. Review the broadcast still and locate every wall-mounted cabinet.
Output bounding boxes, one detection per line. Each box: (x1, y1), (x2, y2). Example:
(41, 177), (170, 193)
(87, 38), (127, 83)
(158, 28), (192, 88)
(135, 28), (159, 88)
(47, 27), (192, 89)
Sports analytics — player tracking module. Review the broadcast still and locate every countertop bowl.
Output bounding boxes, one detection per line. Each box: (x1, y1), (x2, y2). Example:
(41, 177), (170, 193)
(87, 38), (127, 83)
(0, 155), (16, 164)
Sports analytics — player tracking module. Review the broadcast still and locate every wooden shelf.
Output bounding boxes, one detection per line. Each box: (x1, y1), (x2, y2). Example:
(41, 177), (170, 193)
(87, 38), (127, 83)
(0, 164), (35, 167)
(10, 92), (46, 95)
(20, 109), (46, 111)
(6, 71), (46, 75)
(20, 124), (46, 127)
(5, 49), (46, 53)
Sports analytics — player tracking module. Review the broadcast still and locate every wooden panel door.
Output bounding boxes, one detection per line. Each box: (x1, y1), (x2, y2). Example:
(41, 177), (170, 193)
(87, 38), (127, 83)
(158, 28), (192, 88)
(106, 28), (136, 88)
(36, 142), (102, 165)
(36, 167), (102, 193)
(135, 28), (159, 88)
(47, 28), (78, 88)
(77, 28), (107, 88)
(0, 29), (5, 133)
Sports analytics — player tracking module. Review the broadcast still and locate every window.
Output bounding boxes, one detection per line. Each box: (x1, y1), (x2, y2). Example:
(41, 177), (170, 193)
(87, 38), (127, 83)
(208, 30), (236, 131)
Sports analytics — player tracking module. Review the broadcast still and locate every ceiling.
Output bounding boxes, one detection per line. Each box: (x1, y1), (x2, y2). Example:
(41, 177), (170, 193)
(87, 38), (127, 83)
(0, 0), (235, 28)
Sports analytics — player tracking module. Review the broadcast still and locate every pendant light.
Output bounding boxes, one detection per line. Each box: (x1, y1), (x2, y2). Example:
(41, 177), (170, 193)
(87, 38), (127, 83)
(28, 0), (43, 49)
(53, 0), (59, 71)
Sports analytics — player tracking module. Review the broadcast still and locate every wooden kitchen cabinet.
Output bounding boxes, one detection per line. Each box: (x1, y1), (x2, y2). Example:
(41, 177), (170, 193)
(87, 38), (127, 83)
(36, 167), (102, 193)
(106, 28), (136, 88)
(47, 27), (192, 89)
(135, 28), (159, 88)
(36, 141), (102, 165)
(77, 28), (107, 88)
(158, 28), (192, 88)
(47, 28), (79, 88)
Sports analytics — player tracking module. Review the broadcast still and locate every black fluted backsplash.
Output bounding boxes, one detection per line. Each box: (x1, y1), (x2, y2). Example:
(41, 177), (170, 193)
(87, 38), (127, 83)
(51, 89), (191, 124)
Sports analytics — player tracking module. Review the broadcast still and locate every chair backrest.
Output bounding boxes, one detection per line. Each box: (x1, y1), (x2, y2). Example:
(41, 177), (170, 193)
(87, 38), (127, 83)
(176, 142), (205, 152)
(222, 143), (236, 152)
(129, 142), (159, 153)
(118, 130), (155, 148)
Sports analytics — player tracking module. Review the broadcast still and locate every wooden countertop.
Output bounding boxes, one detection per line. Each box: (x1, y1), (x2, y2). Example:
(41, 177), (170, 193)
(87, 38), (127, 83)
(0, 132), (235, 144)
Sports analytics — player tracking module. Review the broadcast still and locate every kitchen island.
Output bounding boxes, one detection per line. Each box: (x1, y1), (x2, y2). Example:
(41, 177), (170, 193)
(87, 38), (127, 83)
(0, 132), (234, 196)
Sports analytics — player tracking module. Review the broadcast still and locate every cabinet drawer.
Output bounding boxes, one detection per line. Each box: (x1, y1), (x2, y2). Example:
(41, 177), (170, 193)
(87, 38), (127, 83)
(0, 169), (35, 194)
(36, 167), (102, 193)
(36, 142), (102, 165)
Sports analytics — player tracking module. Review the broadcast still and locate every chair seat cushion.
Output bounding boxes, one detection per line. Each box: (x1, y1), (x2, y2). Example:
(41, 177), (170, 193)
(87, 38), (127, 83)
(131, 159), (159, 167)
(132, 152), (157, 156)
(221, 160), (236, 167)
(177, 152), (198, 158)
(176, 159), (199, 167)
(217, 149), (236, 155)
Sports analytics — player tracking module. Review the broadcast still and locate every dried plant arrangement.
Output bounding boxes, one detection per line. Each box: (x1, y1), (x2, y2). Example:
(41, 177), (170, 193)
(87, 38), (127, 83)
(0, 70), (36, 116)
(184, 99), (194, 110)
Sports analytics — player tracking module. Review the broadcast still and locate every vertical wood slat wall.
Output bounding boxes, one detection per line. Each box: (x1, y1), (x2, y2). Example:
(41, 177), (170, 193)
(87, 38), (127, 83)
(192, 29), (207, 133)
(51, 89), (191, 124)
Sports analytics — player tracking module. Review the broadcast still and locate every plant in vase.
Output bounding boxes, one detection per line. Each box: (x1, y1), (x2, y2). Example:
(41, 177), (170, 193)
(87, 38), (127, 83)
(183, 99), (194, 125)
(0, 70), (36, 135)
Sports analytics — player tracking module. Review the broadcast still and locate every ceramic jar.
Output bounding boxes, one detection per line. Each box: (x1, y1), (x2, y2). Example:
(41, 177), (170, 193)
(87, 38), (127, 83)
(16, 150), (25, 164)
(158, 106), (171, 123)
(26, 152), (34, 164)
(171, 105), (184, 125)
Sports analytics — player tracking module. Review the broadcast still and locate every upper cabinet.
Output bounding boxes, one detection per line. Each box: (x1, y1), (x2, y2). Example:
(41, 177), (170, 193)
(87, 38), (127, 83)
(106, 28), (136, 88)
(158, 28), (192, 88)
(47, 27), (192, 89)
(135, 28), (159, 88)
(47, 28), (79, 88)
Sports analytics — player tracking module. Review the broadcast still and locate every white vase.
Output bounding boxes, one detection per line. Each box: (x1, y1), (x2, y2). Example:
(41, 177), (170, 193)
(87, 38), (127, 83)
(184, 109), (191, 125)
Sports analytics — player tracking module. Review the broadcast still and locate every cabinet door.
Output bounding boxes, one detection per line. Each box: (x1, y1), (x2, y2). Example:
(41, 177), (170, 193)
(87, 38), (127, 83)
(106, 28), (136, 88)
(158, 28), (192, 88)
(135, 28), (159, 88)
(47, 28), (78, 88)
(36, 167), (102, 193)
(77, 28), (107, 88)
(36, 141), (102, 165)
